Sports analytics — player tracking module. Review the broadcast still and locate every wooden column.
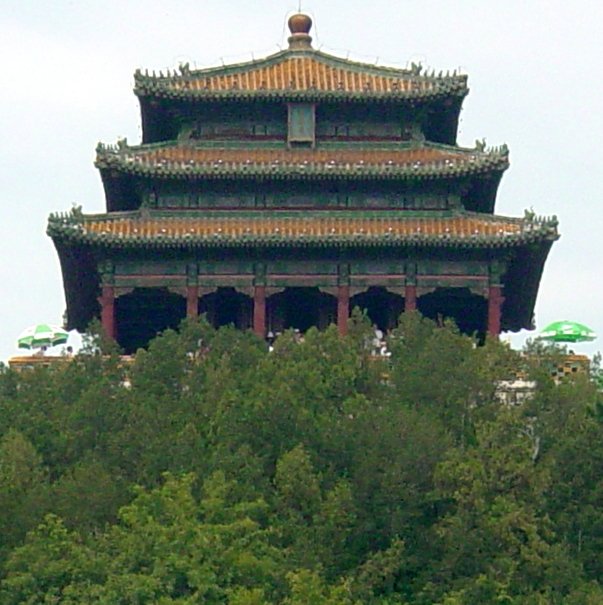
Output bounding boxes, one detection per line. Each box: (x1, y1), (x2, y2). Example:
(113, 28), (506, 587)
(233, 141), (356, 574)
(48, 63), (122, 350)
(186, 286), (198, 317)
(253, 285), (266, 337)
(337, 285), (350, 336)
(98, 286), (115, 340)
(405, 284), (417, 311)
(487, 285), (504, 337)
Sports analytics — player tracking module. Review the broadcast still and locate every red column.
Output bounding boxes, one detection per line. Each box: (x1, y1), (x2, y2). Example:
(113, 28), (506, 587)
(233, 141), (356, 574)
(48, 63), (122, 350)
(337, 285), (350, 336)
(186, 286), (198, 317)
(253, 285), (266, 337)
(99, 286), (115, 340)
(487, 285), (504, 337)
(405, 284), (417, 312)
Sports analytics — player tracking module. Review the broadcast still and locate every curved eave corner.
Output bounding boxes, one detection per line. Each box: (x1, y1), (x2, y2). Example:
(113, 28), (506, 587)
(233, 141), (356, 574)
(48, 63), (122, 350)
(50, 237), (101, 333)
(501, 234), (559, 332)
(131, 51), (469, 104)
(47, 211), (559, 252)
(93, 144), (510, 182)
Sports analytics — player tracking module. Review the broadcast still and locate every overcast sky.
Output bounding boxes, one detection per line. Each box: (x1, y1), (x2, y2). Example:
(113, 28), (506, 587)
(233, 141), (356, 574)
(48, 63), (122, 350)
(2, 0), (602, 361)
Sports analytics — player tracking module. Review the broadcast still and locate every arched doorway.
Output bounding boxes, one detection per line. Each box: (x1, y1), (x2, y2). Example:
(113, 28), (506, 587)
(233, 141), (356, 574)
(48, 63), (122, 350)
(418, 287), (487, 340)
(350, 286), (405, 331)
(115, 287), (186, 354)
(267, 287), (336, 333)
(199, 287), (252, 329)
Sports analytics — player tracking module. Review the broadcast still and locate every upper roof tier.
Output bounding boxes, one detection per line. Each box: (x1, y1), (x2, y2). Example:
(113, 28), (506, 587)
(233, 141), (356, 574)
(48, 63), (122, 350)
(133, 14), (468, 104)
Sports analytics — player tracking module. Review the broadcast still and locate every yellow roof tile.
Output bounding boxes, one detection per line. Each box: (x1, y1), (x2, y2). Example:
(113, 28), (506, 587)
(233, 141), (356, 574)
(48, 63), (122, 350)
(170, 56), (437, 94)
(81, 214), (522, 239)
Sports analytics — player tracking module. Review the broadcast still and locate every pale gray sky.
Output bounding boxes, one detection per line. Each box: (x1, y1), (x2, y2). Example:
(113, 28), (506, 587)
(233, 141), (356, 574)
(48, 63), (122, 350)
(2, 0), (602, 360)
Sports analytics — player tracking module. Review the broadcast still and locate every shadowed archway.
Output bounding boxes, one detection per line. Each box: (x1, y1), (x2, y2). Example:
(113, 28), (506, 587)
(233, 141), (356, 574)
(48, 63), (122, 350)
(418, 287), (487, 340)
(199, 287), (252, 330)
(115, 287), (186, 354)
(267, 287), (337, 332)
(350, 286), (405, 331)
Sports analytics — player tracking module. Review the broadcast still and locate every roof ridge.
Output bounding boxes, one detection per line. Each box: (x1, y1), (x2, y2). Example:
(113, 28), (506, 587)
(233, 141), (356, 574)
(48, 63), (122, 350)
(134, 47), (466, 84)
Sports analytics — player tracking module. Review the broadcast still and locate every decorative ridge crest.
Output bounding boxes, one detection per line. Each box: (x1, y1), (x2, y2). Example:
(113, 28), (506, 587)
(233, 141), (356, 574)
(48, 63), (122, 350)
(132, 47), (468, 103)
(133, 50), (467, 83)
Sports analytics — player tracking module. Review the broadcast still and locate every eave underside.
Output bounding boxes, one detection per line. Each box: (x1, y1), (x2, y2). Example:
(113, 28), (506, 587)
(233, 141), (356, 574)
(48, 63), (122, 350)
(49, 209), (557, 335)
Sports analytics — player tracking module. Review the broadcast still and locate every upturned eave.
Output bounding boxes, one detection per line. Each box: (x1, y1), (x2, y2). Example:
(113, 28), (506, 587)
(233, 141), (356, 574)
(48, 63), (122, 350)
(48, 208), (558, 251)
(133, 48), (469, 104)
(94, 141), (509, 182)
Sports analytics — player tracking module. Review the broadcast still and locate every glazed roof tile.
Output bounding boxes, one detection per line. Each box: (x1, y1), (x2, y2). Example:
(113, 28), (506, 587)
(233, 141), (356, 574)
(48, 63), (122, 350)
(134, 50), (468, 103)
(95, 143), (509, 180)
(48, 209), (558, 250)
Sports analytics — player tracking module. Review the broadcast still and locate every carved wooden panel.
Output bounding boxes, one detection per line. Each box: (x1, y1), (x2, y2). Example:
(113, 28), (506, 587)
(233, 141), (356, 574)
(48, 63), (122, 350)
(267, 261), (337, 275)
(198, 262), (254, 275)
(417, 276), (488, 291)
(352, 262), (406, 275)
(265, 287), (286, 297)
(349, 286), (370, 297)
(418, 261), (488, 276)
(197, 276), (254, 288)
(198, 287), (218, 298)
(267, 276), (338, 288)
(114, 276), (187, 288)
(167, 287), (188, 298)
(114, 262), (186, 276)
(350, 276), (406, 288)
(288, 103), (315, 144)
(114, 287), (135, 298)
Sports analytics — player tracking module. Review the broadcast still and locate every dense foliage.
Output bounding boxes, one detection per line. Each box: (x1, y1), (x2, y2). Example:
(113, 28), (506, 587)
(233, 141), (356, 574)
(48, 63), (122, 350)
(0, 313), (602, 604)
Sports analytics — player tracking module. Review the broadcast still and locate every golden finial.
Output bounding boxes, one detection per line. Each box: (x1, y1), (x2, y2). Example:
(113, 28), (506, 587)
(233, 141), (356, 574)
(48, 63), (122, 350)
(287, 13), (313, 50)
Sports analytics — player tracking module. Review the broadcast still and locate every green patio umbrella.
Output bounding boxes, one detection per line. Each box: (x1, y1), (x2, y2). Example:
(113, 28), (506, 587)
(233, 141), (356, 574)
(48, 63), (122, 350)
(539, 320), (597, 343)
(17, 324), (69, 350)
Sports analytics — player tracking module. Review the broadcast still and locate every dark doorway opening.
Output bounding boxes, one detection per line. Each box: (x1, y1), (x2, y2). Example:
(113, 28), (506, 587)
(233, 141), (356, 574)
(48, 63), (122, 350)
(268, 287), (336, 333)
(350, 286), (405, 331)
(418, 287), (487, 340)
(199, 287), (252, 329)
(115, 288), (186, 354)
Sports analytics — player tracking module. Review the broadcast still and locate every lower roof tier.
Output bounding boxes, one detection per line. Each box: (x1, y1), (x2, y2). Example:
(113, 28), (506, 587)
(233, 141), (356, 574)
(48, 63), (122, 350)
(49, 209), (558, 334)
(48, 209), (558, 250)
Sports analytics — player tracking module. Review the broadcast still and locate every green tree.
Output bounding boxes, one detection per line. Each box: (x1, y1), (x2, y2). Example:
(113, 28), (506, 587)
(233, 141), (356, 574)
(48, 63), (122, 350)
(1, 473), (284, 604)
(0, 429), (47, 561)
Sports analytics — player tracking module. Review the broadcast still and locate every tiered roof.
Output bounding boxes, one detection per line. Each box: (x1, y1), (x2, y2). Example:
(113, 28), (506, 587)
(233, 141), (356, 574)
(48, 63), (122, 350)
(48, 209), (558, 250)
(95, 142), (509, 181)
(134, 14), (466, 105)
(48, 12), (559, 336)
(134, 52), (467, 103)
(135, 13), (467, 147)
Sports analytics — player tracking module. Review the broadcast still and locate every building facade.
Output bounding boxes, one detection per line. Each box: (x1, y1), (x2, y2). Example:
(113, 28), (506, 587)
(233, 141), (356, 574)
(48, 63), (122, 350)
(48, 14), (558, 353)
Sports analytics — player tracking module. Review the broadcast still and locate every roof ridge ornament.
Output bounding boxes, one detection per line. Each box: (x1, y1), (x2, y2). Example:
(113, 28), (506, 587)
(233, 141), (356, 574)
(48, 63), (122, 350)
(287, 13), (313, 50)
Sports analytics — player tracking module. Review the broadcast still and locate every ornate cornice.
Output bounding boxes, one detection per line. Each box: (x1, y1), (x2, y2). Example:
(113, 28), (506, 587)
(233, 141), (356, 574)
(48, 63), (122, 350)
(48, 208), (558, 250)
(95, 142), (509, 181)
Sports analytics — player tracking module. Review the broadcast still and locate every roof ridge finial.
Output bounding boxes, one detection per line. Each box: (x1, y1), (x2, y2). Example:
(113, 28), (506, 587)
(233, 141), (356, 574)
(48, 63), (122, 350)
(287, 12), (313, 50)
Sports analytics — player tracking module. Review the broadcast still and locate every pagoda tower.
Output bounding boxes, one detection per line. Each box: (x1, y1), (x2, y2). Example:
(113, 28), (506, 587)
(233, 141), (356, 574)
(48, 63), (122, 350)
(48, 14), (558, 353)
